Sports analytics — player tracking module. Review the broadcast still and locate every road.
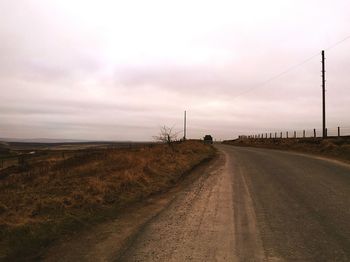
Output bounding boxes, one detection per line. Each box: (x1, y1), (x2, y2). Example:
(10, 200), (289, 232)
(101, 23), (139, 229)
(118, 145), (350, 261)
(44, 145), (350, 261)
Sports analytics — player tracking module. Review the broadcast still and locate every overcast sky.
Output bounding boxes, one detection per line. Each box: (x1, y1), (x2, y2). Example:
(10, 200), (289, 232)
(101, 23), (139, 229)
(1, 0), (350, 141)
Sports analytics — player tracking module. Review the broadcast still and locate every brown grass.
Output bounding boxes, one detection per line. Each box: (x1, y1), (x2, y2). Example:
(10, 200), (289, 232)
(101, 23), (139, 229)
(0, 140), (215, 260)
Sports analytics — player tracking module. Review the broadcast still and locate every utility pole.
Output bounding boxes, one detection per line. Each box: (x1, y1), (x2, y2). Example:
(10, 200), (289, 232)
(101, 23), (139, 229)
(322, 50), (326, 138)
(183, 110), (187, 140)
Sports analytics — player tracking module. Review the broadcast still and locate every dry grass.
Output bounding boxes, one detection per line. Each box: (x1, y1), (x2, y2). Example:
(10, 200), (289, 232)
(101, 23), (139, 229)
(224, 137), (350, 163)
(0, 140), (215, 260)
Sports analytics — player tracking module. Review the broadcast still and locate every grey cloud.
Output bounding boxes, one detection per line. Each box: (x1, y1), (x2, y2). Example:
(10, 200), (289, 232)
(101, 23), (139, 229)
(1, 0), (350, 141)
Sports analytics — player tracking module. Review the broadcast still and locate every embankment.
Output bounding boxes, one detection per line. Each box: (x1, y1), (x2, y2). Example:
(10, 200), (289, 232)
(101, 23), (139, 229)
(0, 140), (215, 261)
(223, 137), (350, 163)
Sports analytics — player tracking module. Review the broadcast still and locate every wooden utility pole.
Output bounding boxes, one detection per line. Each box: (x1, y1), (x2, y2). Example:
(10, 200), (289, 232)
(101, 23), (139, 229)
(322, 50), (326, 138)
(183, 110), (187, 140)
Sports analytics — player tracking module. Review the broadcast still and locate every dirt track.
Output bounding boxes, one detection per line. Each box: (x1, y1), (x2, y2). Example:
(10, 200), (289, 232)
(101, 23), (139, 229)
(44, 145), (350, 261)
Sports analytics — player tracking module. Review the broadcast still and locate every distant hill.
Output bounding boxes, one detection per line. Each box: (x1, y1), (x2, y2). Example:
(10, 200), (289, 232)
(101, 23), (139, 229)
(0, 141), (10, 153)
(0, 141), (9, 147)
(0, 138), (91, 143)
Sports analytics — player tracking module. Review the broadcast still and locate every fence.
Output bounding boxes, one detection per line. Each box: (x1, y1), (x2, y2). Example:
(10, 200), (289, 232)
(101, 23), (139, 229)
(238, 126), (350, 140)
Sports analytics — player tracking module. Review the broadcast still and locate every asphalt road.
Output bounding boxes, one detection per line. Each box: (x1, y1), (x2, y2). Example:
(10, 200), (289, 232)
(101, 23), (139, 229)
(118, 145), (350, 261)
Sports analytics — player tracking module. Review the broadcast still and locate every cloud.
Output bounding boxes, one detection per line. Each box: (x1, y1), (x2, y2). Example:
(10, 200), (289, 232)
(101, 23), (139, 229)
(0, 0), (350, 140)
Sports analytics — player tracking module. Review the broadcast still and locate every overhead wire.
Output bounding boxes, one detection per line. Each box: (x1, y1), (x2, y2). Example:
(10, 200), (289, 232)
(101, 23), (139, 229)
(231, 34), (350, 100)
(325, 35), (350, 51)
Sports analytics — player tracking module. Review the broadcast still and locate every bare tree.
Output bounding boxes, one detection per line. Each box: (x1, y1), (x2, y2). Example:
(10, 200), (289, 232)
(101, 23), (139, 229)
(153, 125), (180, 145)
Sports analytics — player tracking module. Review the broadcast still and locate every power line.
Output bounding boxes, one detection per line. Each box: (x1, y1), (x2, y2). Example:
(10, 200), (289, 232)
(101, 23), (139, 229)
(231, 53), (320, 99)
(231, 34), (350, 100)
(325, 35), (350, 51)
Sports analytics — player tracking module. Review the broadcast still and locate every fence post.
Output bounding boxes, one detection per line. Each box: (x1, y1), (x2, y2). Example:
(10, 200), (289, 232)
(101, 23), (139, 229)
(270, 133), (272, 139)
(275, 132), (277, 138)
(338, 126), (340, 137)
(303, 130), (305, 138)
(286, 131), (289, 138)
(294, 131), (296, 138)
(325, 128), (327, 138)
(280, 132), (282, 138)
(313, 129), (316, 138)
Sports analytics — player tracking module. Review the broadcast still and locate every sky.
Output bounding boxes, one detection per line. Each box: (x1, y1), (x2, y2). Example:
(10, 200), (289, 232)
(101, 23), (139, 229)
(1, 0), (350, 141)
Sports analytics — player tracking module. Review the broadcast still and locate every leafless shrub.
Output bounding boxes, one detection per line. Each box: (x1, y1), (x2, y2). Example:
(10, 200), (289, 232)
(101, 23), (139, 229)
(153, 126), (180, 145)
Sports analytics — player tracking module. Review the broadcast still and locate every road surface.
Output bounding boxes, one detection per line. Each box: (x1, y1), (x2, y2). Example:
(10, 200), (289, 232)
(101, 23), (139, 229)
(44, 145), (350, 261)
(118, 145), (350, 261)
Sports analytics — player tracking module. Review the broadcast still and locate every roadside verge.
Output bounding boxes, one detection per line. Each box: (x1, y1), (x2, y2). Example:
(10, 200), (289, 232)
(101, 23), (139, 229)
(223, 137), (350, 164)
(0, 140), (216, 261)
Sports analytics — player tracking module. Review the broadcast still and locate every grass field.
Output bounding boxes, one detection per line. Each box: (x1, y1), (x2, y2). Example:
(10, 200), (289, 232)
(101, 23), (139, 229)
(0, 140), (215, 261)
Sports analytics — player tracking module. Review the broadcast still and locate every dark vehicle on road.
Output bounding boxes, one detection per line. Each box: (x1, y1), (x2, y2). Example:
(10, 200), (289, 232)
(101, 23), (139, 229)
(203, 135), (213, 144)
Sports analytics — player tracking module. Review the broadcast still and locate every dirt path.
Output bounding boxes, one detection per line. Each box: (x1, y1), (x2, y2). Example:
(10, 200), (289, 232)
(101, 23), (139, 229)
(118, 151), (244, 261)
(43, 145), (350, 261)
